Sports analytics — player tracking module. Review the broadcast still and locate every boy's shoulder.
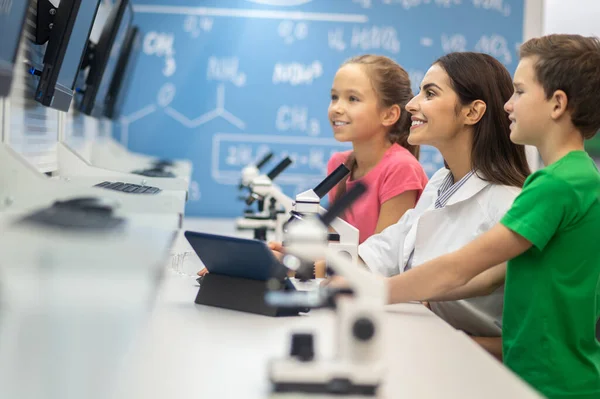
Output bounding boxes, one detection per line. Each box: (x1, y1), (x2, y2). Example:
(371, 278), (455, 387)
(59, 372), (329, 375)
(525, 151), (599, 191)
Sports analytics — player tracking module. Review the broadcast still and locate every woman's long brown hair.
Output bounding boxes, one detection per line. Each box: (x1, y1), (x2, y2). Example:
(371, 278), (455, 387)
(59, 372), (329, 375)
(435, 52), (530, 187)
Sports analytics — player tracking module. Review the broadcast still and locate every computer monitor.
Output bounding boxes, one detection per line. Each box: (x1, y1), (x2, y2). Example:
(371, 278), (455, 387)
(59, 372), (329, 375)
(77, 0), (132, 118)
(0, 0), (29, 97)
(34, 0), (101, 111)
(104, 25), (140, 120)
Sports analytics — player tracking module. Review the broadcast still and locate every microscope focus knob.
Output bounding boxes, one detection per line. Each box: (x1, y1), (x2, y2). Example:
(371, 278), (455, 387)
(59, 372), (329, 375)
(290, 333), (314, 362)
(352, 317), (375, 341)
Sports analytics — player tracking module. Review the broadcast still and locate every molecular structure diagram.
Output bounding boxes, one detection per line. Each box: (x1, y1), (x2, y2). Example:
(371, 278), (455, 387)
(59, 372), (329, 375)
(119, 82), (245, 147)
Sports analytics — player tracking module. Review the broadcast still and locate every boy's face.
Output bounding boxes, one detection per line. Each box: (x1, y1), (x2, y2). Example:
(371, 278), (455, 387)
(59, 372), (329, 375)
(504, 57), (553, 146)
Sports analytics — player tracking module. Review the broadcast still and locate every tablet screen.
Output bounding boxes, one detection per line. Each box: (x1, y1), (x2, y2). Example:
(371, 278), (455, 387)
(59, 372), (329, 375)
(184, 231), (287, 281)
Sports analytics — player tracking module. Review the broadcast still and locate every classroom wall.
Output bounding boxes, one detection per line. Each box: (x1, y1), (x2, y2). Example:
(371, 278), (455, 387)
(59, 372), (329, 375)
(543, 0), (600, 37)
(117, 0), (527, 217)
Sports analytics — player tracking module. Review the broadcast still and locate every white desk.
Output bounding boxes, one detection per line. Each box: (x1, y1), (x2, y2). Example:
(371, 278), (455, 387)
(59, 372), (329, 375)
(113, 270), (541, 399)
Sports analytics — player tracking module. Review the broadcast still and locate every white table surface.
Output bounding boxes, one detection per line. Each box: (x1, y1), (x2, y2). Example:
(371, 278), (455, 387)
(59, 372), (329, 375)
(113, 259), (541, 398)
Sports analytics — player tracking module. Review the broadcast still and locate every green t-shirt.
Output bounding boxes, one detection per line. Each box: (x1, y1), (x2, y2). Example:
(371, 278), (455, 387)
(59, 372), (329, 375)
(501, 151), (600, 398)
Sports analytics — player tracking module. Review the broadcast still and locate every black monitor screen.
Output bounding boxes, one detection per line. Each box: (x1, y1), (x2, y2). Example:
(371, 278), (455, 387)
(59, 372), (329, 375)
(104, 25), (140, 120)
(0, 0), (29, 97)
(77, 0), (132, 117)
(34, 0), (100, 111)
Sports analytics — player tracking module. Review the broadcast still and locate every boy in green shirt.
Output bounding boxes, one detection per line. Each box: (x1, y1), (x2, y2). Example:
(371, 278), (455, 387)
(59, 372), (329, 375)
(381, 34), (600, 397)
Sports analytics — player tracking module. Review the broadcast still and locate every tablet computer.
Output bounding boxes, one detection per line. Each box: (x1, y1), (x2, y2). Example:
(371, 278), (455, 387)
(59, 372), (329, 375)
(184, 231), (287, 281)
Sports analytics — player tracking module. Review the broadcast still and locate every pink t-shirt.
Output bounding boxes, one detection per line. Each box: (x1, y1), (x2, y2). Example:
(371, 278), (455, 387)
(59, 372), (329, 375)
(327, 144), (428, 244)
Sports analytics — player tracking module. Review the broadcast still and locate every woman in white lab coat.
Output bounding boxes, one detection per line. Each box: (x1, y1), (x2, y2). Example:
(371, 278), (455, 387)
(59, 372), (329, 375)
(356, 52), (531, 358)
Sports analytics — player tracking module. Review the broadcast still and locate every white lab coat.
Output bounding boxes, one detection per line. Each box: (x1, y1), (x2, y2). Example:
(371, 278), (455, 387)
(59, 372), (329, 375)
(359, 168), (521, 337)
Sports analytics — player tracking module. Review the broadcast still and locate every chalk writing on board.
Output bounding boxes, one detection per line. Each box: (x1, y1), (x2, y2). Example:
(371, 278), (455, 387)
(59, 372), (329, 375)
(212, 133), (351, 184)
(183, 15), (213, 38)
(143, 31), (176, 77)
(223, 144), (331, 170)
(381, 0), (462, 10)
(164, 84), (246, 129)
(157, 83), (176, 107)
(278, 20), (309, 44)
(244, 0), (315, 6)
(279, 148), (328, 171)
(124, 0), (525, 217)
(441, 33), (467, 52)
(207, 56), (247, 87)
(328, 28), (347, 51)
(189, 181), (201, 201)
(351, 26), (400, 54)
(276, 105), (321, 136)
(472, 0), (511, 17)
(420, 37), (434, 47)
(226, 144), (254, 166)
(272, 61), (323, 85)
(408, 69), (426, 95)
(475, 34), (512, 64)
(352, 0), (372, 8)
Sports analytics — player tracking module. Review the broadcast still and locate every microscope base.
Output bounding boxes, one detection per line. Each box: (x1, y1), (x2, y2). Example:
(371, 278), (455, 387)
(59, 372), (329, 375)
(235, 217), (276, 230)
(269, 359), (382, 396)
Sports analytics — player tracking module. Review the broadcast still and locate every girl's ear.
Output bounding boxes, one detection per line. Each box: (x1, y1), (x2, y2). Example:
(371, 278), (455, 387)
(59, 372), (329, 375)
(381, 104), (401, 127)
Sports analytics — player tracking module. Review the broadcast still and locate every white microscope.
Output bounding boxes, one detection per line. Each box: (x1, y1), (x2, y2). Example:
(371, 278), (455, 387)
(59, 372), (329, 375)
(236, 156), (293, 240)
(265, 182), (388, 397)
(237, 151), (274, 192)
(281, 163), (361, 273)
(240, 161), (361, 271)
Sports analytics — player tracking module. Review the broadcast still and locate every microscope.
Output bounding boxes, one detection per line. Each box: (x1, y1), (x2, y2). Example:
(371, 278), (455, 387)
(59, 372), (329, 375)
(238, 151), (274, 192)
(239, 160), (361, 273)
(265, 182), (388, 397)
(236, 156), (293, 241)
(282, 163), (360, 270)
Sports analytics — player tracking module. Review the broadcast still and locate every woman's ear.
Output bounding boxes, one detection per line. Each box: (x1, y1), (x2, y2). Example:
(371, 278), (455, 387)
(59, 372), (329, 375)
(464, 100), (487, 126)
(381, 104), (401, 127)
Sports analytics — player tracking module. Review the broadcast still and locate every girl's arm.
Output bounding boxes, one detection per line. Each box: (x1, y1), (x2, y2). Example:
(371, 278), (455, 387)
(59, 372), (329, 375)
(374, 190), (418, 234)
(387, 224), (532, 304)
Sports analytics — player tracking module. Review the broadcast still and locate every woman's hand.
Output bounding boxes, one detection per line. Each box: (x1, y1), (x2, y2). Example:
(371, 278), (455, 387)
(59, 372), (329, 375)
(197, 268), (209, 277)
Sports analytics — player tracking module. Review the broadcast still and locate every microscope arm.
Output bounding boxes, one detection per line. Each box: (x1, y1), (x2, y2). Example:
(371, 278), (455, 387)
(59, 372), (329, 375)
(319, 205), (359, 244)
(265, 187), (294, 215)
(320, 248), (387, 305)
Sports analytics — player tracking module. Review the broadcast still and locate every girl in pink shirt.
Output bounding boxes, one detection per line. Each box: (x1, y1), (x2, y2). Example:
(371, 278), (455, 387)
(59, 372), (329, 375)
(327, 55), (428, 244)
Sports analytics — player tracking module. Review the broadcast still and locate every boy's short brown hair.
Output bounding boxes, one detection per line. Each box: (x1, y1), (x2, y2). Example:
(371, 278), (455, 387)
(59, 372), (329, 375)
(520, 34), (600, 139)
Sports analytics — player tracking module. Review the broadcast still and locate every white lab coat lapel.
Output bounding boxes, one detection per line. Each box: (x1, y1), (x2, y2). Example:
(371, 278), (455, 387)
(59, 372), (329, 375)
(444, 171), (489, 207)
(404, 172), (490, 269)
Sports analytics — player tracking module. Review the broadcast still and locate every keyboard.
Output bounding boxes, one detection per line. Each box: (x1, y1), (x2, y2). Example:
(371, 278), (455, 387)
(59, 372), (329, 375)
(132, 168), (176, 178)
(94, 181), (162, 194)
(152, 159), (175, 168)
(20, 207), (125, 230)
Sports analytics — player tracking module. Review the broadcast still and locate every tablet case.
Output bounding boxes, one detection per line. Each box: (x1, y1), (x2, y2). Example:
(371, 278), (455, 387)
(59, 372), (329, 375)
(185, 231), (307, 317)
